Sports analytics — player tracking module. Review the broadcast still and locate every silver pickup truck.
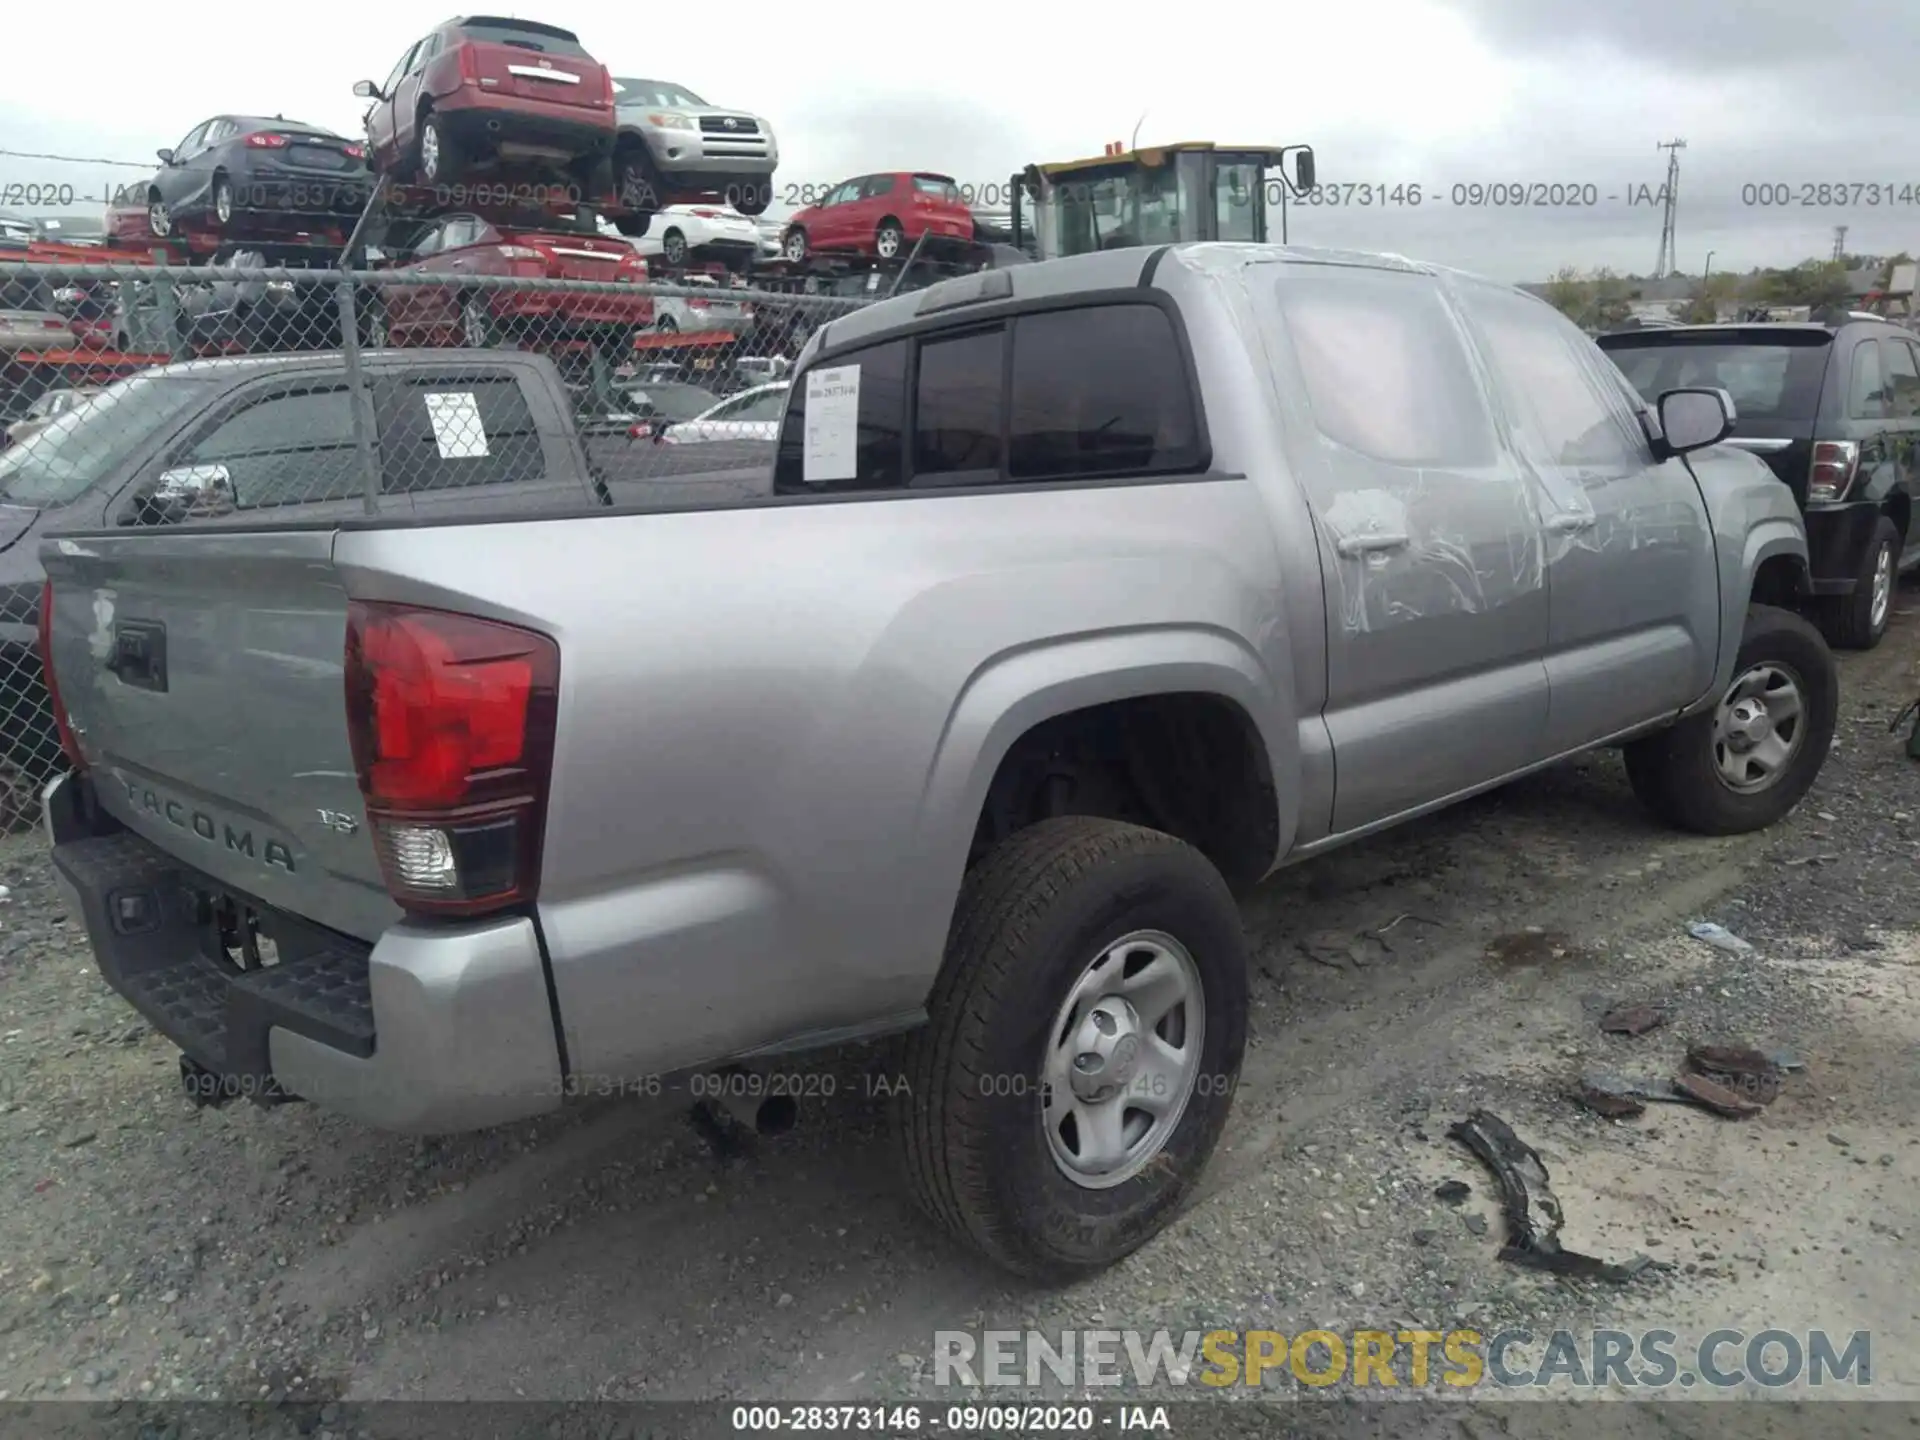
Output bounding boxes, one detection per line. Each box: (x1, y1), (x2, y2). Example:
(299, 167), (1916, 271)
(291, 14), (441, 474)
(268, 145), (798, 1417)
(40, 242), (1835, 1280)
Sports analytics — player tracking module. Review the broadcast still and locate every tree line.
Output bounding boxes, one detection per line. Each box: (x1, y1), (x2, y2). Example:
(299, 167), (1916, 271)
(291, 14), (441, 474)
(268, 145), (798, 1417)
(1541, 252), (1913, 329)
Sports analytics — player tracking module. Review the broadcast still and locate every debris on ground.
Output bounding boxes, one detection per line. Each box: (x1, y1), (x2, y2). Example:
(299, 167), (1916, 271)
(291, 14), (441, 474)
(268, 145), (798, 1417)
(1298, 931), (1354, 969)
(1688, 922), (1753, 955)
(1363, 912), (1444, 953)
(1576, 1074), (1648, 1118)
(1448, 1110), (1657, 1282)
(1484, 930), (1582, 967)
(1683, 1044), (1783, 1107)
(1432, 1180), (1471, 1204)
(1599, 1003), (1666, 1037)
(1671, 1070), (1764, 1118)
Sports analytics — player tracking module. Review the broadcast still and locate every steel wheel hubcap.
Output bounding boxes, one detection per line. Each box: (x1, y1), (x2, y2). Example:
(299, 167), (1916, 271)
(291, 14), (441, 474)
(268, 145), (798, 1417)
(877, 228), (900, 256)
(785, 234), (804, 259)
(421, 126), (439, 179)
(1712, 661), (1806, 793)
(1870, 544), (1893, 631)
(1043, 929), (1204, 1190)
(149, 203), (169, 235)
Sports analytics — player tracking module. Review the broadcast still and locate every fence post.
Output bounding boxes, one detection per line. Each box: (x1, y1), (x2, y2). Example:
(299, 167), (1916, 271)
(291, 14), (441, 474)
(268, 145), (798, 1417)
(152, 268), (185, 362)
(334, 274), (381, 514)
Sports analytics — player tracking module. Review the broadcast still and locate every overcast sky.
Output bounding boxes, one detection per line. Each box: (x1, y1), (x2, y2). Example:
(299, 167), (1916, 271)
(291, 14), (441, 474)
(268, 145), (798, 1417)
(3, 0), (1914, 282)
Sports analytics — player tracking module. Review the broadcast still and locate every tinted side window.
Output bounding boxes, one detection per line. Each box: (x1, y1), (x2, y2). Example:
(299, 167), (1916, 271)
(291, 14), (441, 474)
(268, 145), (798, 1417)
(1273, 269), (1496, 467)
(1462, 283), (1646, 471)
(914, 328), (1005, 479)
(772, 338), (907, 493)
(1882, 338), (1920, 420)
(1008, 304), (1201, 479)
(185, 388), (362, 509)
(1849, 339), (1886, 419)
(374, 375), (545, 492)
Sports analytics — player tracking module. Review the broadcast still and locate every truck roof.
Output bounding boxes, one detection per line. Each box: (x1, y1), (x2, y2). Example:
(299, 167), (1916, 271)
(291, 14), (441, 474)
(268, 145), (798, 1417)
(809, 242), (1440, 356)
(128, 349), (563, 381)
(1038, 143), (1290, 177)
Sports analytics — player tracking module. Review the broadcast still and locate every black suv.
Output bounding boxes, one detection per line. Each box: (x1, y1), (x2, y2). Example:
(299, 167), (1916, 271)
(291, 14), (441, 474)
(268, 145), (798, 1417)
(1598, 317), (1920, 649)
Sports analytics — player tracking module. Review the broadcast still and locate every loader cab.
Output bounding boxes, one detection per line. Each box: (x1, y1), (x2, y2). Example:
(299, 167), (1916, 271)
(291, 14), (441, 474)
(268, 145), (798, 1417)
(1010, 142), (1314, 260)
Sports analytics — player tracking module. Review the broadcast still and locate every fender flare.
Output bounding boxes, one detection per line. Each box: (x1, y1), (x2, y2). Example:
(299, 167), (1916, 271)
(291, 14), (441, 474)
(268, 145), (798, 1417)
(1698, 520), (1811, 709)
(911, 625), (1297, 932)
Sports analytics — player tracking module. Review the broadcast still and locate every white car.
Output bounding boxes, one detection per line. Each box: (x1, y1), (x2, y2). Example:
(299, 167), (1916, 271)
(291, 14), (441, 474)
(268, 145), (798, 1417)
(659, 381), (788, 444)
(633, 204), (762, 268)
(652, 273), (753, 336)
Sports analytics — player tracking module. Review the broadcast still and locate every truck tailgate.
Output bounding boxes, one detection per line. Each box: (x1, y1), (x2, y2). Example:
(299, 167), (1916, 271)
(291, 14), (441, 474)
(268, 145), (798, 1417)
(42, 529), (395, 942)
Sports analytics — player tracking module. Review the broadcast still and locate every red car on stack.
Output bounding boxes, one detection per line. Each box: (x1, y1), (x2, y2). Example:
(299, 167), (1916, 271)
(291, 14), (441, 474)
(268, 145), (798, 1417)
(779, 172), (974, 263)
(366, 211), (651, 358)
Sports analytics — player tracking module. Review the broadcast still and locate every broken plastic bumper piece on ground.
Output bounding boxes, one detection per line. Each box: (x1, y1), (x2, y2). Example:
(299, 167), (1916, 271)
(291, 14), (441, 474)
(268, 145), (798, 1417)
(1447, 1109), (1658, 1282)
(1579, 1043), (1793, 1120)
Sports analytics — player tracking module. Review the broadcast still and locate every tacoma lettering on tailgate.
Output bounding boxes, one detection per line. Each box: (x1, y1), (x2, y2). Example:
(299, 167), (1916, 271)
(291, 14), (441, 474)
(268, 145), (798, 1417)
(119, 776), (297, 874)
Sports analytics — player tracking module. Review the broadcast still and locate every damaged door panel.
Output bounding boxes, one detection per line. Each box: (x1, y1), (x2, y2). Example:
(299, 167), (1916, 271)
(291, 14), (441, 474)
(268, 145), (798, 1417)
(1256, 265), (1549, 833)
(1456, 279), (1718, 752)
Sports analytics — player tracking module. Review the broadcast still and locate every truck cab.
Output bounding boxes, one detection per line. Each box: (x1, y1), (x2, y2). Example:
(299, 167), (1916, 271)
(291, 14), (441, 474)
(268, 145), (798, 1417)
(1010, 142), (1315, 258)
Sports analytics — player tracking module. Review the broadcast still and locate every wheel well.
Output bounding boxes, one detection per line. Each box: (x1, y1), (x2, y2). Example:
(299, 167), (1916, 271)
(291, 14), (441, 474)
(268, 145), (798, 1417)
(1886, 492), (1911, 546)
(971, 693), (1279, 893)
(878, 214), (903, 231)
(1750, 553), (1811, 610)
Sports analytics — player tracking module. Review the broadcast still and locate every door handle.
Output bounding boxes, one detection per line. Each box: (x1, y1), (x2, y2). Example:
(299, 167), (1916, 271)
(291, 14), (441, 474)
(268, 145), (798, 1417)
(1545, 513), (1597, 533)
(1336, 532), (1410, 557)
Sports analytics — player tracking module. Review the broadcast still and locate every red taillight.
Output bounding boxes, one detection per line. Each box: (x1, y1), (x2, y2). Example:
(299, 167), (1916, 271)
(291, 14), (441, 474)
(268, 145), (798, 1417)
(1809, 440), (1860, 504)
(245, 132), (290, 149)
(600, 68), (615, 107)
(343, 602), (559, 917)
(459, 43), (479, 85)
(37, 580), (86, 773)
(691, 208), (721, 219)
(344, 143), (366, 160)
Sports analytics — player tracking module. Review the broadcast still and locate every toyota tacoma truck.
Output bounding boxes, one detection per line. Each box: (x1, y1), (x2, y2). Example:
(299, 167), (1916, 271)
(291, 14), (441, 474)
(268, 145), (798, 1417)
(39, 242), (1836, 1280)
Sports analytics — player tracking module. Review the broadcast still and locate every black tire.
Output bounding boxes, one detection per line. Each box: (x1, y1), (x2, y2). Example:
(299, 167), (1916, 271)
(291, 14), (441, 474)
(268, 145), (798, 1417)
(656, 314), (679, 334)
(894, 816), (1248, 1279)
(875, 219), (905, 259)
(661, 228), (688, 266)
(416, 111), (464, 187)
(1817, 514), (1901, 651)
(730, 180), (771, 217)
(613, 144), (661, 237)
(1624, 603), (1838, 836)
(782, 226), (808, 263)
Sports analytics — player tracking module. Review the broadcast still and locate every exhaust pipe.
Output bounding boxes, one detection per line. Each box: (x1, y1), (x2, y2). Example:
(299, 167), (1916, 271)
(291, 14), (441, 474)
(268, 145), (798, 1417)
(707, 1068), (800, 1137)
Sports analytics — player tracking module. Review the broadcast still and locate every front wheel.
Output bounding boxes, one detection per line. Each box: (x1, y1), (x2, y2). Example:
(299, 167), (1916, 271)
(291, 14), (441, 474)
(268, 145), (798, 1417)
(1624, 604), (1838, 836)
(893, 816), (1248, 1279)
(1818, 514), (1901, 650)
(782, 226), (808, 263)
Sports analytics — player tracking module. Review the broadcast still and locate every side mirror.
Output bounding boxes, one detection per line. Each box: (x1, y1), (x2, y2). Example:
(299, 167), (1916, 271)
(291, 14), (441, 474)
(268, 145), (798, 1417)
(352, 80), (382, 100)
(1655, 387), (1735, 457)
(155, 148), (175, 166)
(153, 463), (236, 516)
(1283, 145), (1315, 195)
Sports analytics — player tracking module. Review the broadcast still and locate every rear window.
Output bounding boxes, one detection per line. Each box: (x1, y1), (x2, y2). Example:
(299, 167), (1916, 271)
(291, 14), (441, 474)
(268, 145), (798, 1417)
(773, 300), (1205, 492)
(1597, 335), (1832, 422)
(913, 176), (962, 203)
(455, 21), (590, 56)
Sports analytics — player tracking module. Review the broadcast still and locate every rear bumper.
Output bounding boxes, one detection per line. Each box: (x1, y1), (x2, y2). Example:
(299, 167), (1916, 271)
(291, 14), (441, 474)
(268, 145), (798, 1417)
(1805, 501), (1882, 595)
(225, 172), (370, 218)
(438, 96), (615, 162)
(46, 771), (563, 1134)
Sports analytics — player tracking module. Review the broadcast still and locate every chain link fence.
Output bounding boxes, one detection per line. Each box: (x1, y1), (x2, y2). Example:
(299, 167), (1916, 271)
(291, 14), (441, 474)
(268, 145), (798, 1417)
(0, 246), (998, 828)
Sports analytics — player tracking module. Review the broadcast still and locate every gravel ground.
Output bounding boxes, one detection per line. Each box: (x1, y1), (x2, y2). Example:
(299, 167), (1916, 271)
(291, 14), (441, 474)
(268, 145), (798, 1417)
(3, 589), (1919, 1427)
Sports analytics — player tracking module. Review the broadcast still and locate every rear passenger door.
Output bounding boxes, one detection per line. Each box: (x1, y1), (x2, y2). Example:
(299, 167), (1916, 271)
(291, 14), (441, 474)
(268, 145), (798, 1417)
(1257, 264), (1551, 834)
(1455, 279), (1717, 751)
(370, 367), (594, 514)
(1880, 335), (1920, 569)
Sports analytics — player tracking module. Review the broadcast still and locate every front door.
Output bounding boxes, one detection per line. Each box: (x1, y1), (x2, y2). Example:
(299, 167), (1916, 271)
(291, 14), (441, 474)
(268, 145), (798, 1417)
(1255, 262), (1551, 834)
(1454, 278), (1717, 753)
(1879, 335), (1920, 570)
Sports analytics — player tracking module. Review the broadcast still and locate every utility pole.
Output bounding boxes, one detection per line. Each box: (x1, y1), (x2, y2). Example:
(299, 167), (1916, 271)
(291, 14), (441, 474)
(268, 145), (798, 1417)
(1654, 138), (1686, 278)
(1831, 225), (1848, 263)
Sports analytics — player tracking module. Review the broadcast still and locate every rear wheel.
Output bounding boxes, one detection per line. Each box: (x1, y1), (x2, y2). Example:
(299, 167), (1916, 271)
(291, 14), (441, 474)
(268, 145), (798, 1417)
(1818, 514), (1901, 650)
(612, 144), (661, 237)
(460, 292), (496, 348)
(660, 228), (689, 267)
(730, 180), (771, 217)
(656, 314), (679, 334)
(416, 112), (464, 187)
(1625, 603), (1838, 835)
(893, 816), (1248, 1279)
(212, 175), (235, 229)
(875, 219), (905, 259)
(782, 226), (808, 263)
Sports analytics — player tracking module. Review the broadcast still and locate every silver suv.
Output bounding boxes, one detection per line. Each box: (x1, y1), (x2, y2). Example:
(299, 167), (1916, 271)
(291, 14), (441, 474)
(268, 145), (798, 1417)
(609, 76), (777, 233)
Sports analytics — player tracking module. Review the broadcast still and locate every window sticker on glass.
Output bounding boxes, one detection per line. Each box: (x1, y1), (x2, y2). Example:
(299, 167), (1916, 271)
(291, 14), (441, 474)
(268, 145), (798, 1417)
(423, 392), (490, 458)
(803, 364), (860, 483)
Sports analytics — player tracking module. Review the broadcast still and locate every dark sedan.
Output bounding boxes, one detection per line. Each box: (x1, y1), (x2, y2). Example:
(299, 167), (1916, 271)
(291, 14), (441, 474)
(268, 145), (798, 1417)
(140, 116), (371, 243)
